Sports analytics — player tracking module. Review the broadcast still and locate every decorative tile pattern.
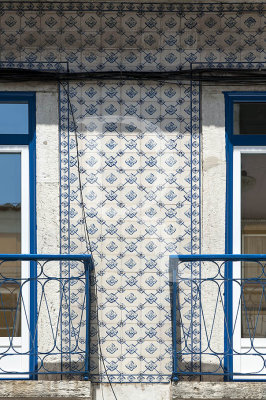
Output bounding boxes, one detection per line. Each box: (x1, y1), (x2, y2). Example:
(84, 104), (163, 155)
(0, 0), (263, 382)
(0, 3), (264, 71)
(60, 80), (193, 381)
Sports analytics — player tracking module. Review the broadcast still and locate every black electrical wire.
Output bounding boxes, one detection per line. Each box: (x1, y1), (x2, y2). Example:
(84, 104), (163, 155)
(59, 82), (119, 400)
(3, 67), (266, 85)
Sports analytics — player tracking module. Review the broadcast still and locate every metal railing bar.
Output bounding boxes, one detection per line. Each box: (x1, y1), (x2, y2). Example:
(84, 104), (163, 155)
(170, 254), (266, 261)
(0, 254), (92, 377)
(0, 254), (92, 261)
(170, 254), (266, 379)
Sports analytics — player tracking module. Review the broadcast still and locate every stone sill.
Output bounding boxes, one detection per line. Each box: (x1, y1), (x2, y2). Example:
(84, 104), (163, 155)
(0, 381), (92, 399)
(172, 382), (266, 400)
(1, 381), (266, 400)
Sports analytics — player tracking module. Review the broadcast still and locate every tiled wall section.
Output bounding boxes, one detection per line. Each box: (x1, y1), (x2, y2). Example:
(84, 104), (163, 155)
(0, 3), (264, 70)
(0, 1), (263, 381)
(59, 80), (199, 381)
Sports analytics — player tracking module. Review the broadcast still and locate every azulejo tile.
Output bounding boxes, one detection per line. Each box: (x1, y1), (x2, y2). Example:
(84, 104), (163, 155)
(121, 307), (142, 325)
(142, 15), (160, 32)
(121, 13), (142, 32)
(120, 49), (142, 69)
(121, 102), (141, 119)
(141, 341), (162, 358)
(160, 50), (181, 70)
(120, 221), (142, 239)
(121, 341), (141, 358)
(100, 272), (122, 291)
(120, 255), (143, 273)
(104, 359), (122, 375)
(120, 152), (141, 170)
(121, 272), (141, 290)
(140, 50), (162, 71)
(101, 341), (122, 358)
(80, 14), (101, 31)
(122, 323), (143, 341)
(160, 15), (181, 32)
(141, 118), (161, 135)
(121, 357), (141, 374)
(99, 305), (121, 325)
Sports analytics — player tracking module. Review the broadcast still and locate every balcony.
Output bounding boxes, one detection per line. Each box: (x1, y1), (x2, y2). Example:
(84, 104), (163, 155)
(170, 254), (266, 381)
(0, 253), (91, 380)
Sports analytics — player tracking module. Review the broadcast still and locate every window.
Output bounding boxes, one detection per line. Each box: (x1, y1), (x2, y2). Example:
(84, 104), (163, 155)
(225, 92), (266, 379)
(0, 93), (36, 377)
(234, 102), (266, 135)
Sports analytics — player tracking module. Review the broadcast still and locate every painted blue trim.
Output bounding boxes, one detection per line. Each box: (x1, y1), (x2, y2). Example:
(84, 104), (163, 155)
(0, 135), (29, 145)
(198, 81), (202, 376)
(171, 260), (178, 382)
(28, 93), (37, 380)
(0, 92), (37, 380)
(189, 68), (194, 373)
(0, 254), (92, 261)
(170, 254), (266, 261)
(66, 82), (71, 372)
(0, 92), (35, 145)
(223, 91), (266, 99)
(223, 91), (266, 146)
(224, 91), (234, 381)
(58, 82), (63, 379)
(84, 260), (90, 381)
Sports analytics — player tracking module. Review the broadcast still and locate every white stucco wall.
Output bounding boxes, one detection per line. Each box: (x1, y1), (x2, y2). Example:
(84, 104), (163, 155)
(201, 86), (227, 378)
(202, 87), (227, 256)
(35, 83), (61, 374)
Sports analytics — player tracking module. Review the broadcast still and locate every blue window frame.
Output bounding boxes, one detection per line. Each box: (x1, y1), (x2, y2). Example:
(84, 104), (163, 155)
(225, 92), (266, 146)
(224, 91), (266, 255)
(224, 91), (266, 381)
(0, 92), (35, 146)
(0, 92), (36, 379)
(0, 92), (36, 252)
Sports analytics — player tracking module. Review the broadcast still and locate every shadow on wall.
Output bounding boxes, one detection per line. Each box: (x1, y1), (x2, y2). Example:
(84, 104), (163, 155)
(169, 261), (224, 382)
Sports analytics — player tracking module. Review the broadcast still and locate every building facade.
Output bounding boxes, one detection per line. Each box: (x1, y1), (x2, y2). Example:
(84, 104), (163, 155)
(0, 0), (265, 398)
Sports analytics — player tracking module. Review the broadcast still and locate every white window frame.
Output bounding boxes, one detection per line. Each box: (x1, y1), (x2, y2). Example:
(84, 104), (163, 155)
(0, 146), (30, 378)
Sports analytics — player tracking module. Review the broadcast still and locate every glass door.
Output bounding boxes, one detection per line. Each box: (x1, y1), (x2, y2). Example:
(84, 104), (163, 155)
(233, 147), (266, 378)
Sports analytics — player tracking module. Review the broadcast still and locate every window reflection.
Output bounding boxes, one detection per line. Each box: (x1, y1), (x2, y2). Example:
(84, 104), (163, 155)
(234, 103), (266, 135)
(241, 153), (266, 338)
(0, 103), (28, 135)
(0, 154), (21, 337)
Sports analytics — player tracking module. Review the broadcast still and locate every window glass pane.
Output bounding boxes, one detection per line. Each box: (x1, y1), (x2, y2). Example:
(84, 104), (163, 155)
(241, 153), (266, 338)
(0, 153), (21, 337)
(0, 103), (28, 135)
(234, 103), (266, 135)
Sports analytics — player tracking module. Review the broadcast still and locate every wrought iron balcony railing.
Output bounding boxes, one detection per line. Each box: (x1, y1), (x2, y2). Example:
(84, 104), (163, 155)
(170, 254), (266, 381)
(0, 254), (91, 379)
